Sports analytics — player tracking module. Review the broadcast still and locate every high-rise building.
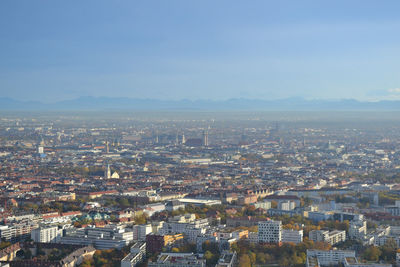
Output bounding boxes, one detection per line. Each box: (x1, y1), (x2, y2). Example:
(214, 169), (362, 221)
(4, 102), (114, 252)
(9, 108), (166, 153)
(182, 134), (186, 144)
(258, 220), (282, 243)
(31, 225), (61, 243)
(203, 130), (209, 147)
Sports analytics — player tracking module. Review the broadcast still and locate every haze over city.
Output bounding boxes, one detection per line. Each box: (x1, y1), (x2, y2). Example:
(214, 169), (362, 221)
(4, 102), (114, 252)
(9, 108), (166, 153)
(4, 2), (400, 267)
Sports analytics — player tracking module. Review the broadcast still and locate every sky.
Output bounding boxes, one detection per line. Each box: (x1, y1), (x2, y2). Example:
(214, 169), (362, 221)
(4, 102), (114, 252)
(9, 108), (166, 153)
(1, 1), (400, 102)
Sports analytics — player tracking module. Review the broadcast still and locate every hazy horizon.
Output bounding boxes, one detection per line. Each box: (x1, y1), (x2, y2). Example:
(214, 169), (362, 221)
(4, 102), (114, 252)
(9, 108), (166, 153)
(2, 1), (400, 103)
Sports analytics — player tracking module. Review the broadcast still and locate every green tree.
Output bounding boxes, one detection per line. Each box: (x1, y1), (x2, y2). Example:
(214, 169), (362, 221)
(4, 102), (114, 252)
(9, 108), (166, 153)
(363, 246), (381, 262)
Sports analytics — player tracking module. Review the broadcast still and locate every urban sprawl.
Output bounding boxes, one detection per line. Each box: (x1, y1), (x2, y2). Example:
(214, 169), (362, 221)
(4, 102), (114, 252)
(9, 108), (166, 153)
(0, 113), (400, 267)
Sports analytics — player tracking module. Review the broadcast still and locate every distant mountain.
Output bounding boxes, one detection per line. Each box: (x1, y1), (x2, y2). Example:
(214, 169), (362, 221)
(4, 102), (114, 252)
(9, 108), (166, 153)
(1, 96), (400, 111)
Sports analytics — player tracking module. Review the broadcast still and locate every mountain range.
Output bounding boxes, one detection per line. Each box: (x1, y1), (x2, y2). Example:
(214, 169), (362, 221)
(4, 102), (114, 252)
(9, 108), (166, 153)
(1, 96), (400, 111)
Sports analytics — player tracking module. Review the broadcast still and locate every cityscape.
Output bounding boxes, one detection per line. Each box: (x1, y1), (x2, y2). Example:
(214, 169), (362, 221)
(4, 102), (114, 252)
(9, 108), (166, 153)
(0, 112), (400, 266)
(2, 1), (400, 267)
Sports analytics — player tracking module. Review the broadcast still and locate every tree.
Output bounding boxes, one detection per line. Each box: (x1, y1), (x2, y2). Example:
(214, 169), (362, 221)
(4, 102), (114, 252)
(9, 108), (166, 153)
(134, 214), (147, 225)
(239, 254), (251, 267)
(256, 252), (266, 264)
(204, 250), (219, 266)
(363, 246), (381, 262)
(248, 251), (256, 265)
(380, 238), (397, 261)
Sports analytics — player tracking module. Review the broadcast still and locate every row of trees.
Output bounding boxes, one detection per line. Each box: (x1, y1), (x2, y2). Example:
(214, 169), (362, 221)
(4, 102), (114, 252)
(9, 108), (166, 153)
(233, 239), (332, 267)
(363, 239), (398, 264)
(80, 248), (130, 267)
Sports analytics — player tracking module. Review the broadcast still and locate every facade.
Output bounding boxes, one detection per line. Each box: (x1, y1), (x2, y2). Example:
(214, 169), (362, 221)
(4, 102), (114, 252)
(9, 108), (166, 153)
(31, 225), (61, 243)
(279, 201), (296, 211)
(258, 220), (282, 243)
(253, 201), (272, 210)
(146, 234), (184, 254)
(59, 225), (133, 250)
(132, 224), (152, 241)
(0, 222), (38, 242)
(309, 230), (346, 245)
(282, 229), (303, 244)
(121, 242), (146, 267)
(349, 220), (367, 240)
(165, 200), (185, 212)
(306, 249), (355, 267)
(160, 217), (208, 243)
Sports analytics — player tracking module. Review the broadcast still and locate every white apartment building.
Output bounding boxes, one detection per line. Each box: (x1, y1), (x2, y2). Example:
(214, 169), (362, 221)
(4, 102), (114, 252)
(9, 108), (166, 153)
(349, 220), (367, 240)
(121, 242), (146, 267)
(0, 221), (38, 242)
(31, 225), (61, 243)
(309, 230), (346, 245)
(132, 224), (152, 241)
(258, 220), (282, 243)
(306, 249), (355, 267)
(282, 229), (303, 244)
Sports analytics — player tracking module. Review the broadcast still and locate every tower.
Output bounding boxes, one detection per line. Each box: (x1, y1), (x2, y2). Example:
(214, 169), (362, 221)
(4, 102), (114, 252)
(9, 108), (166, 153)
(203, 130), (209, 147)
(106, 141), (109, 153)
(182, 133), (186, 144)
(105, 164), (111, 179)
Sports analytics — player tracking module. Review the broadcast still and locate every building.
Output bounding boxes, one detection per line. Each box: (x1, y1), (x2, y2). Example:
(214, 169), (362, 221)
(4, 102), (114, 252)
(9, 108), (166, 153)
(148, 253), (206, 267)
(258, 220), (282, 244)
(59, 245), (96, 267)
(279, 201), (296, 211)
(0, 222), (38, 242)
(264, 195), (301, 207)
(307, 211), (332, 222)
(309, 230), (346, 245)
(333, 212), (363, 222)
(253, 201), (272, 210)
(132, 224), (152, 241)
(203, 130), (209, 147)
(146, 233), (184, 254)
(216, 251), (237, 267)
(59, 225), (133, 250)
(386, 200), (400, 216)
(121, 242), (146, 267)
(165, 200), (185, 212)
(282, 229), (303, 244)
(226, 216), (262, 228)
(306, 249), (355, 267)
(31, 225), (61, 243)
(307, 249), (391, 267)
(349, 220), (367, 240)
(237, 195), (258, 205)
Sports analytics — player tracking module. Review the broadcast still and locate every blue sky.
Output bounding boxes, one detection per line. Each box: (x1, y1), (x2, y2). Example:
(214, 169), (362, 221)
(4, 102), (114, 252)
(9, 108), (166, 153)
(1, 1), (400, 102)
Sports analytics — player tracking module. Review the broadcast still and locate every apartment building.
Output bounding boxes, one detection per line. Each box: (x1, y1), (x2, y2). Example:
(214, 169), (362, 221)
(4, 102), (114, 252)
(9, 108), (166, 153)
(258, 220), (282, 243)
(282, 229), (303, 244)
(31, 225), (61, 243)
(309, 230), (346, 245)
